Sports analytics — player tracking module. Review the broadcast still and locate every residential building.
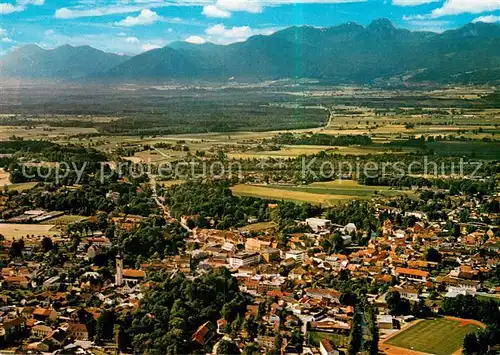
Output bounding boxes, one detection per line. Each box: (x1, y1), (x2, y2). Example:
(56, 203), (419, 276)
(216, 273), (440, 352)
(394, 267), (429, 282)
(306, 218), (331, 232)
(285, 250), (305, 263)
(229, 252), (261, 268)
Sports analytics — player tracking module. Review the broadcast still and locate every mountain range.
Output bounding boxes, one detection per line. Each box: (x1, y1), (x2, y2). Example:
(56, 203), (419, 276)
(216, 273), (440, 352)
(2, 19), (500, 84)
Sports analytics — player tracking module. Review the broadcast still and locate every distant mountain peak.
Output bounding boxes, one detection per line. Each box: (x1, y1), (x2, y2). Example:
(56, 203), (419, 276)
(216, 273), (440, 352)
(0, 43), (129, 79)
(16, 44), (44, 54)
(368, 18), (395, 30)
(449, 21), (500, 37)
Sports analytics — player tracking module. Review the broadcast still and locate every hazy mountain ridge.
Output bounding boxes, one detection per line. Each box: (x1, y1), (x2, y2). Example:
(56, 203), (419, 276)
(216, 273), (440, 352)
(2, 19), (500, 84)
(0, 44), (130, 79)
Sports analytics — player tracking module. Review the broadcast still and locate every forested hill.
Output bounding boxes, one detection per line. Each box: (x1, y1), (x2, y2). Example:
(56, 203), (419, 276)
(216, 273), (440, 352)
(2, 20), (500, 84)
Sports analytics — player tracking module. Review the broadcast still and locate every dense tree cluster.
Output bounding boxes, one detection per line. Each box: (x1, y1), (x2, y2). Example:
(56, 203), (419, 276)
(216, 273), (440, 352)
(2, 174), (157, 217)
(0, 140), (55, 154)
(325, 200), (378, 233)
(127, 268), (245, 354)
(443, 295), (500, 354)
(114, 217), (188, 266)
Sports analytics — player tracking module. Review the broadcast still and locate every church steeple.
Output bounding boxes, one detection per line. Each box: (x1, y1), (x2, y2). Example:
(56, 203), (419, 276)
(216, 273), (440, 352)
(115, 254), (123, 286)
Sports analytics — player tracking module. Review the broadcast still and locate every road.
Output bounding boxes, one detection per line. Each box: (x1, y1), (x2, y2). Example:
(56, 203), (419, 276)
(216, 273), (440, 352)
(319, 105), (335, 129)
(148, 172), (192, 234)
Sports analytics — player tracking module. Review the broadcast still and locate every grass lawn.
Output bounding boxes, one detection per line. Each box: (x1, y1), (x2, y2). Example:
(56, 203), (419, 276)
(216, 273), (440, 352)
(40, 215), (87, 225)
(476, 294), (500, 303)
(5, 182), (38, 192)
(238, 221), (278, 232)
(386, 318), (483, 355)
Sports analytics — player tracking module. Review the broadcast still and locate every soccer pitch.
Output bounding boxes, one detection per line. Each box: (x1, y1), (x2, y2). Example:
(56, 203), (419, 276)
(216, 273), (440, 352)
(385, 318), (483, 355)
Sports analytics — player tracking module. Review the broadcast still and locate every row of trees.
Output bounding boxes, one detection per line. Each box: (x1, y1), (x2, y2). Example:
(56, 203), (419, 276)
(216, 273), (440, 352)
(269, 133), (373, 146)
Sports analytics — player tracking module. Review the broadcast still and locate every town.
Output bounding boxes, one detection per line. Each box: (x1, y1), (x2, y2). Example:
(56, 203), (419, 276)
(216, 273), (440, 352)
(0, 143), (498, 354)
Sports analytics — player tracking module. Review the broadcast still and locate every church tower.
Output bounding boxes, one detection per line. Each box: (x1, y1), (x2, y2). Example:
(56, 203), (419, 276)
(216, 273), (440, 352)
(115, 254), (123, 286)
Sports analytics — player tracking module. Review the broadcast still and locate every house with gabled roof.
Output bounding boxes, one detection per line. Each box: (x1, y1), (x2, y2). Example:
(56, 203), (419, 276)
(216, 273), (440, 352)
(191, 321), (214, 346)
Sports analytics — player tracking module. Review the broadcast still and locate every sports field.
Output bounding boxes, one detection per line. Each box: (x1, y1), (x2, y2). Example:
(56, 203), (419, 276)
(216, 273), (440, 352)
(385, 318), (483, 355)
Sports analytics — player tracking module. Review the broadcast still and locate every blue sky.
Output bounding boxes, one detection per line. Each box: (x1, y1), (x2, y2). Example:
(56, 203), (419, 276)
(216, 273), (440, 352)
(1, 0), (499, 55)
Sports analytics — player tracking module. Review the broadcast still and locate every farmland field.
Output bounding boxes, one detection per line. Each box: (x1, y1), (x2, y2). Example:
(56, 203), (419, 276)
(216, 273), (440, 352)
(0, 125), (97, 140)
(275, 180), (411, 198)
(232, 180), (410, 204)
(232, 183), (356, 205)
(385, 318), (484, 355)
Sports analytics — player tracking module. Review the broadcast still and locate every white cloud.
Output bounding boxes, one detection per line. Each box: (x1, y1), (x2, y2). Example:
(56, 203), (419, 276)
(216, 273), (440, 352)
(125, 36), (140, 43)
(204, 24), (278, 44)
(472, 14), (500, 23)
(0, 3), (24, 14)
(202, 4), (231, 18)
(115, 9), (160, 27)
(44, 29), (55, 36)
(167, 28), (174, 33)
(215, 0), (263, 13)
(0, 0), (43, 14)
(1, 37), (13, 43)
(53, 0), (366, 20)
(16, 0), (44, 5)
(404, 19), (450, 32)
(0, 28), (7, 36)
(392, 0), (438, 6)
(141, 43), (162, 51)
(185, 35), (206, 44)
(205, 24), (253, 39)
(56, 5), (146, 19)
(201, 0), (265, 18)
(431, 0), (500, 18)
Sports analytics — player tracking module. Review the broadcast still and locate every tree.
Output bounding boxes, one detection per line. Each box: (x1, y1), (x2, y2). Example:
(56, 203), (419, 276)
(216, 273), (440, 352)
(9, 239), (24, 259)
(95, 310), (116, 344)
(425, 247), (442, 263)
(269, 334), (283, 355)
(347, 311), (362, 355)
(386, 290), (410, 316)
(217, 339), (240, 355)
(41, 236), (54, 252)
(243, 342), (260, 355)
(411, 299), (431, 318)
(463, 333), (479, 355)
(339, 292), (357, 306)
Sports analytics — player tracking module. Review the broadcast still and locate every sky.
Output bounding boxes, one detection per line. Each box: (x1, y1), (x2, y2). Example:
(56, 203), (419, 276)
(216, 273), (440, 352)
(0, 0), (499, 55)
